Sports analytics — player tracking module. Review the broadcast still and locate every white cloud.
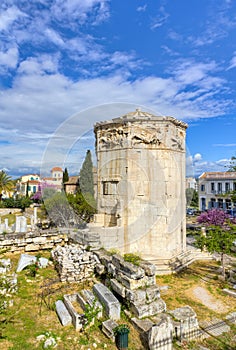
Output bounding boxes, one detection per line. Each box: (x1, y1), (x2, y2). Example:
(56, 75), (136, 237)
(52, 0), (110, 24)
(173, 60), (219, 86)
(137, 5), (147, 12)
(227, 53), (236, 70)
(18, 55), (59, 75)
(193, 153), (202, 161)
(0, 5), (26, 31)
(44, 28), (65, 46)
(0, 47), (18, 69)
(151, 6), (169, 30)
(0, 64), (230, 176)
(213, 143), (236, 147)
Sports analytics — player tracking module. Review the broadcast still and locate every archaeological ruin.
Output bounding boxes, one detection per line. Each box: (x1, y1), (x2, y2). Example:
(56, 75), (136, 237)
(89, 109), (188, 273)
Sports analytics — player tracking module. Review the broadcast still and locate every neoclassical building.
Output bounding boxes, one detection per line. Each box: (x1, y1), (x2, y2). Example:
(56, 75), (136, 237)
(198, 171), (236, 212)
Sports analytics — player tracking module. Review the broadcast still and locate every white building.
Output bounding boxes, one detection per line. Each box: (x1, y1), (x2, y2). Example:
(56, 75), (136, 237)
(198, 171), (236, 211)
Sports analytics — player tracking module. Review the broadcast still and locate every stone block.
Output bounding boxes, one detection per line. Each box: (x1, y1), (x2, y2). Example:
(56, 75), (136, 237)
(94, 250), (112, 267)
(38, 257), (49, 268)
(16, 254), (36, 272)
(78, 289), (103, 319)
(223, 288), (236, 298)
(24, 244), (40, 251)
(55, 300), (72, 326)
(148, 316), (173, 350)
(131, 317), (154, 333)
(110, 279), (126, 298)
(93, 283), (120, 320)
(116, 272), (155, 290)
(169, 306), (200, 340)
(130, 298), (166, 318)
(41, 243), (54, 249)
(125, 288), (146, 303)
(145, 285), (160, 303)
(95, 263), (105, 275)
(112, 254), (145, 279)
(139, 261), (156, 276)
(107, 262), (116, 275)
(33, 236), (47, 244)
(102, 319), (118, 341)
(63, 294), (85, 331)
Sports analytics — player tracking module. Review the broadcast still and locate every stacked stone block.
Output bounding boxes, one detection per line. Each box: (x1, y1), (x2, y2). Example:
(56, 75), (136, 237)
(0, 229), (68, 252)
(51, 244), (99, 283)
(169, 306), (202, 341)
(94, 251), (166, 318)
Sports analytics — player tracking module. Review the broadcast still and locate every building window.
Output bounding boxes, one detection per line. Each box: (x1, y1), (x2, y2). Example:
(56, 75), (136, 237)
(211, 182), (215, 192)
(33, 186), (36, 193)
(218, 198), (223, 208)
(217, 182), (222, 194)
(103, 181), (118, 195)
(233, 182), (236, 191)
(201, 198), (206, 211)
(225, 182), (230, 192)
(200, 184), (205, 192)
(225, 199), (231, 209)
(210, 198), (216, 208)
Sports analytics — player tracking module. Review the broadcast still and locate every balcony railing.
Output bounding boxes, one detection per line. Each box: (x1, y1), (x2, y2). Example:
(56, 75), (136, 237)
(209, 190), (232, 196)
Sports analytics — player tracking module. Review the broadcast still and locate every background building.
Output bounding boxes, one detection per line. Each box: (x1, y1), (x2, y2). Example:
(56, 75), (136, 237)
(186, 177), (198, 191)
(198, 171), (236, 211)
(16, 174), (41, 197)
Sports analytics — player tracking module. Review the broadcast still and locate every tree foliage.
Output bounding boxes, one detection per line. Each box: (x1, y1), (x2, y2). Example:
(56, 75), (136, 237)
(0, 196), (32, 210)
(43, 192), (78, 227)
(79, 150), (94, 198)
(196, 208), (236, 279)
(67, 192), (96, 223)
(227, 156), (236, 172)
(0, 171), (13, 201)
(197, 208), (231, 226)
(63, 168), (69, 183)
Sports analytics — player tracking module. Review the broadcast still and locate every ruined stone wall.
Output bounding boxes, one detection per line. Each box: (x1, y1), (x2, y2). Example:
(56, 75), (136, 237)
(0, 229), (68, 252)
(51, 244), (99, 283)
(0, 208), (21, 215)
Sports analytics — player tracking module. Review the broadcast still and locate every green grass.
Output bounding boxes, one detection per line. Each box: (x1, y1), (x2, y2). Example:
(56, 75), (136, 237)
(1, 252), (236, 350)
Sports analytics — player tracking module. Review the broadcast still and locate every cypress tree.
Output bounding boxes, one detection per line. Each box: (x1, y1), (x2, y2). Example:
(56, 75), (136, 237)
(79, 150), (94, 197)
(63, 167), (69, 183)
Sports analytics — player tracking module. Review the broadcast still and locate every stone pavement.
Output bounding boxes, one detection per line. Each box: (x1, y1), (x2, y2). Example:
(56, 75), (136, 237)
(199, 318), (230, 337)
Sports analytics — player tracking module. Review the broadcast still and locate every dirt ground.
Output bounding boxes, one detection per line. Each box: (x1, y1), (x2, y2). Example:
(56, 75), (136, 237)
(191, 285), (230, 313)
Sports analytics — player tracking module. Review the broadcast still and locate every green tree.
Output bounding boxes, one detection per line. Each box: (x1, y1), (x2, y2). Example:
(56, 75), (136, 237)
(42, 187), (57, 201)
(44, 191), (78, 227)
(231, 189), (236, 206)
(0, 171), (13, 201)
(63, 167), (69, 183)
(79, 150), (94, 198)
(67, 192), (96, 223)
(196, 209), (236, 280)
(227, 156), (236, 172)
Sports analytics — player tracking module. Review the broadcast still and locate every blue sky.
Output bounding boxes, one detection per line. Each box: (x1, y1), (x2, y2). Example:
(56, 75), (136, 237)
(0, 0), (236, 178)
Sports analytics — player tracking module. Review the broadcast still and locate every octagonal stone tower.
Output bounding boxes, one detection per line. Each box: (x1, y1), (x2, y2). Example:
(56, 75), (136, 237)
(92, 109), (188, 273)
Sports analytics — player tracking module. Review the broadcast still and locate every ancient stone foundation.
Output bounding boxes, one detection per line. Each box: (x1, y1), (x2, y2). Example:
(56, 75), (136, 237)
(51, 243), (204, 349)
(0, 229), (68, 252)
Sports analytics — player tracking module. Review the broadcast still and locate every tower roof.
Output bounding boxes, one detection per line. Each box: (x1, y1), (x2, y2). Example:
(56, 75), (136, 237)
(94, 108), (188, 129)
